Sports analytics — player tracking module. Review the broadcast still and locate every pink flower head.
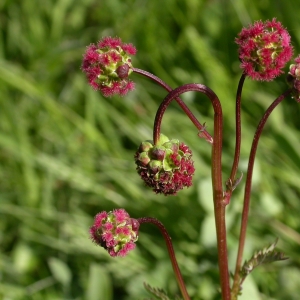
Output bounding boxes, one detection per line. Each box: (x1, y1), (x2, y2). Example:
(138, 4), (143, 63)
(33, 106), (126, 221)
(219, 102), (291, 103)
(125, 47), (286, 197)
(236, 19), (293, 81)
(287, 55), (300, 102)
(134, 134), (195, 195)
(89, 209), (140, 257)
(82, 37), (137, 97)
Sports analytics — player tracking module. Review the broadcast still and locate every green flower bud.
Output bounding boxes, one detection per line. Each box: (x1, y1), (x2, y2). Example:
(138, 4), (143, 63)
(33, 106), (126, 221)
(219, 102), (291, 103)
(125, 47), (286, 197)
(134, 134), (195, 195)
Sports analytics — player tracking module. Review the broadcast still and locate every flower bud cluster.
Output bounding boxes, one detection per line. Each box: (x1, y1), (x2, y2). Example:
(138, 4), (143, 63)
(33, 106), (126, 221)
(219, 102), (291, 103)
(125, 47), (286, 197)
(135, 134), (195, 195)
(287, 55), (300, 102)
(89, 209), (139, 257)
(236, 19), (293, 81)
(82, 37), (136, 96)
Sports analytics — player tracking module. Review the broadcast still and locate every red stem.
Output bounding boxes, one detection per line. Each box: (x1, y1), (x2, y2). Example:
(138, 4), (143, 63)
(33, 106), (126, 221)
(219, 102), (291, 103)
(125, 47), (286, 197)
(231, 89), (292, 298)
(152, 83), (230, 299)
(224, 74), (246, 204)
(138, 217), (190, 300)
(132, 68), (213, 144)
(230, 74), (246, 182)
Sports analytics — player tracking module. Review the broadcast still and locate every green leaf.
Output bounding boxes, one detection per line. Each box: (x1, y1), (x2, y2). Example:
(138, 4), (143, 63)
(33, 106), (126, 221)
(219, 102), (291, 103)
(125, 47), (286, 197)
(48, 257), (72, 287)
(143, 282), (173, 300)
(239, 239), (288, 292)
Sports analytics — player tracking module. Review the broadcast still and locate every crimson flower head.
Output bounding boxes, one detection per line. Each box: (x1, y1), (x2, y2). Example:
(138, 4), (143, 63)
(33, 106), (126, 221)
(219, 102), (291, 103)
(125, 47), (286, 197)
(287, 55), (300, 102)
(134, 134), (195, 196)
(89, 209), (140, 257)
(236, 19), (293, 81)
(82, 36), (136, 97)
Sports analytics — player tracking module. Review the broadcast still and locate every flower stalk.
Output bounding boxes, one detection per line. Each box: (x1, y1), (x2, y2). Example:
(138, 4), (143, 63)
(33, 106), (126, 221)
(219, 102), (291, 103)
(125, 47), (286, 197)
(231, 88), (293, 298)
(132, 68), (213, 144)
(153, 83), (230, 299)
(224, 73), (246, 204)
(138, 217), (190, 300)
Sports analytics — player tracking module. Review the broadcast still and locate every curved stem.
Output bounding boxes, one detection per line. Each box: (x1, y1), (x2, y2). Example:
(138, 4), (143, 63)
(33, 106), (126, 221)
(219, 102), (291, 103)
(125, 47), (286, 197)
(138, 217), (190, 300)
(230, 73), (246, 182)
(231, 88), (293, 298)
(132, 68), (213, 144)
(224, 73), (246, 204)
(152, 83), (230, 299)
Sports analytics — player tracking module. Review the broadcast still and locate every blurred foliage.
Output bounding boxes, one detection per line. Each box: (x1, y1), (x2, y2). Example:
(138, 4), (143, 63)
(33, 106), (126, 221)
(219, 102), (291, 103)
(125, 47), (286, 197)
(0, 0), (300, 299)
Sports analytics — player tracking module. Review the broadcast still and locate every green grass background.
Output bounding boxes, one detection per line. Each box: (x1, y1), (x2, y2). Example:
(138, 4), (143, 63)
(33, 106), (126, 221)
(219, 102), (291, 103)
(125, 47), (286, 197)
(1, 0), (300, 299)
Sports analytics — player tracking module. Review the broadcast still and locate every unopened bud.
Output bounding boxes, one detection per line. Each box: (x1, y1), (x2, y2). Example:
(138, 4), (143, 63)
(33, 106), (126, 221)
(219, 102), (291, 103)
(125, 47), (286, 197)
(151, 146), (166, 161)
(149, 160), (162, 174)
(139, 141), (153, 152)
(116, 64), (130, 79)
(138, 152), (151, 166)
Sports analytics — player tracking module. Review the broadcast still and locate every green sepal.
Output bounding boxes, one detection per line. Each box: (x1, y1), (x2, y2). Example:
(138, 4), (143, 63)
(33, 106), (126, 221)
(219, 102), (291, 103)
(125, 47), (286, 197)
(157, 134), (169, 146)
(138, 152), (151, 166)
(149, 160), (162, 175)
(139, 141), (153, 152)
(163, 149), (178, 171)
(163, 139), (179, 152)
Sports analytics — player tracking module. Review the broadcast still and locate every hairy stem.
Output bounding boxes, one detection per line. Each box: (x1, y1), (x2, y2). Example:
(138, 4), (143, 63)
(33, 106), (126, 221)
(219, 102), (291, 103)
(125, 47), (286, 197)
(138, 217), (190, 300)
(153, 83), (230, 299)
(231, 89), (292, 298)
(132, 68), (213, 143)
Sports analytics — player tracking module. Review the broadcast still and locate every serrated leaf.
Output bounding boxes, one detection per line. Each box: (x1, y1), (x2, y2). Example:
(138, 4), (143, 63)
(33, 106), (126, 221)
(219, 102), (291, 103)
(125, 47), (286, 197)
(143, 282), (170, 300)
(239, 238), (288, 290)
(143, 283), (183, 300)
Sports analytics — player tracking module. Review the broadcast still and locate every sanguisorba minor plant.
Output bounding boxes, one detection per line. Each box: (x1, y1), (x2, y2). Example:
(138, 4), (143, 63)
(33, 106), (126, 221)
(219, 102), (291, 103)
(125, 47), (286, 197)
(82, 19), (300, 300)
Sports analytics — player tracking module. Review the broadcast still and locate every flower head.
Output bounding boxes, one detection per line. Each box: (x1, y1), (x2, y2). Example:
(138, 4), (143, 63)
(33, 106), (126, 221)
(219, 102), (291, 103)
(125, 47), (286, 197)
(89, 209), (140, 257)
(82, 37), (136, 97)
(287, 55), (300, 102)
(236, 19), (293, 81)
(134, 134), (195, 195)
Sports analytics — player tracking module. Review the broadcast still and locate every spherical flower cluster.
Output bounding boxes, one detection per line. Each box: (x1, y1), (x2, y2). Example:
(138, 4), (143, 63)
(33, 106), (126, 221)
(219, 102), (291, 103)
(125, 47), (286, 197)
(82, 36), (136, 97)
(287, 55), (300, 102)
(235, 19), (293, 81)
(89, 209), (140, 257)
(134, 134), (195, 195)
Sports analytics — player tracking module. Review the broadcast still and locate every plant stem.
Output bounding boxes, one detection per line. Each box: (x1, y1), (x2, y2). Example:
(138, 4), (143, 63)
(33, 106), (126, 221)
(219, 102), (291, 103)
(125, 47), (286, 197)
(224, 74), (246, 204)
(230, 73), (246, 182)
(132, 68), (213, 144)
(152, 83), (230, 299)
(138, 217), (190, 300)
(231, 88), (292, 298)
